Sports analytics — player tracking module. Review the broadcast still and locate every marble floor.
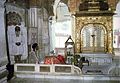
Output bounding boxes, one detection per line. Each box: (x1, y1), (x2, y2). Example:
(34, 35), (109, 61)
(8, 75), (120, 83)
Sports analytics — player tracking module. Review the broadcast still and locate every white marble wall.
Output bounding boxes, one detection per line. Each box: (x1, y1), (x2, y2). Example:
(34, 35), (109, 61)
(0, 0), (8, 66)
(5, 3), (28, 63)
(113, 1), (120, 48)
(0, 0), (8, 82)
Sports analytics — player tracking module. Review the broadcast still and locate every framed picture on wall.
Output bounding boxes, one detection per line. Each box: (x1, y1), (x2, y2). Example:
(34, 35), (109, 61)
(28, 27), (38, 45)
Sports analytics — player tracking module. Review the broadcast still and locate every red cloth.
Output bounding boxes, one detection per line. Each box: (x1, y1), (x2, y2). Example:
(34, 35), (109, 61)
(44, 55), (65, 64)
(57, 55), (65, 64)
(44, 56), (60, 64)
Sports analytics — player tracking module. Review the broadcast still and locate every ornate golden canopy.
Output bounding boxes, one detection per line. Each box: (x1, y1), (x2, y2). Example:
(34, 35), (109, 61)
(73, 0), (114, 54)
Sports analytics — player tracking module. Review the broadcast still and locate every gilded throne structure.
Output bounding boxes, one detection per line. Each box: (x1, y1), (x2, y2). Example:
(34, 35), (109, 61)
(73, 0), (114, 54)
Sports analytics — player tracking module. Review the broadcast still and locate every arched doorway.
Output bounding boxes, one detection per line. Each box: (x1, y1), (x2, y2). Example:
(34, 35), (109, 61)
(81, 24), (106, 53)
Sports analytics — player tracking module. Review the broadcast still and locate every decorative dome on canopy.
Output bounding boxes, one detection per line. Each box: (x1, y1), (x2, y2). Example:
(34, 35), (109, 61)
(79, 0), (109, 11)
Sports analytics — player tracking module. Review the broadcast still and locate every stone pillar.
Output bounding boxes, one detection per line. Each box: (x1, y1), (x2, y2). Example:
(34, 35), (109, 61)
(28, 8), (50, 62)
(0, 0), (8, 82)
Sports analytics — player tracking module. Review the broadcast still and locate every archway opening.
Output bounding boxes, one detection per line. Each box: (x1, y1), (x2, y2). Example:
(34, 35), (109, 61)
(81, 24), (106, 53)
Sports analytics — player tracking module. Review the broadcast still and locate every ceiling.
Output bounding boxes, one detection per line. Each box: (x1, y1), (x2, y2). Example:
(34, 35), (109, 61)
(6, 0), (119, 16)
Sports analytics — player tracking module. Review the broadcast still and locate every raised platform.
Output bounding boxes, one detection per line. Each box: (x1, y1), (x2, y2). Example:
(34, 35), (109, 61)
(78, 53), (114, 75)
(79, 53), (113, 65)
(82, 65), (111, 75)
(80, 53), (113, 56)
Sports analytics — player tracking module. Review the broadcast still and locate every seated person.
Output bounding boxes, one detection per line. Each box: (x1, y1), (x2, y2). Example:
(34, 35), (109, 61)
(79, 57), (89, 69)
(28, 43), (39, 64)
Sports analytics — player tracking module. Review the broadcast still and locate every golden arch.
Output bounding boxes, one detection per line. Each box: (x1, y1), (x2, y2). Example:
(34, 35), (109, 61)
(80, 23), (107, 53)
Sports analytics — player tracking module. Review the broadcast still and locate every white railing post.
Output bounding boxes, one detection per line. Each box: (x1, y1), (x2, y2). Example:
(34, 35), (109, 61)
(71, 65), (74, 74)
(14, 64), (17, 72)
(50, 64), (55, 74)
(35, 64), (39, 73)
(53, 64), (55, 74)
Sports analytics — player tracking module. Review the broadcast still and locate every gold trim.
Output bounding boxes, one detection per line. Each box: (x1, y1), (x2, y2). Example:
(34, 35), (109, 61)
(74, 16), (113, 54)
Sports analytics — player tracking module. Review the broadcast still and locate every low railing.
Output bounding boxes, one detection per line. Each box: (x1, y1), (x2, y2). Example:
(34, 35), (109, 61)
(14, 64), (82, 75)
